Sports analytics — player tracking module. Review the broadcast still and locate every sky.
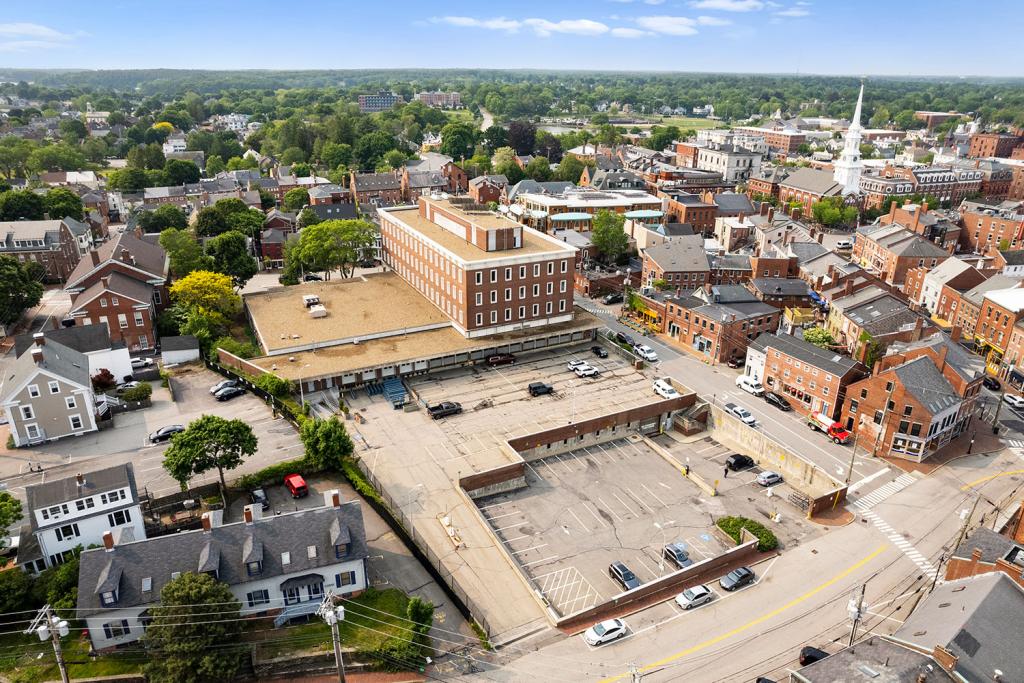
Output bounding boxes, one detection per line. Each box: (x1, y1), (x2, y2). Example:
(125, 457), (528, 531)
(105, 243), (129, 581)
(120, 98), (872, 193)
(1, 0), (1022, 77)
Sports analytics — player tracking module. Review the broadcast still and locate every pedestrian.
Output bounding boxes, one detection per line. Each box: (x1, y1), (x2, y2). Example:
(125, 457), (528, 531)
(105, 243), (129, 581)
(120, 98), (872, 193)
(723, 467), (728, 479)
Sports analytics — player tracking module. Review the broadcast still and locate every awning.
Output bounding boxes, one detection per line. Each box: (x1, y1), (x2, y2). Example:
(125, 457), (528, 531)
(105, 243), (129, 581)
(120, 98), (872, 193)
(509, 204), (524, 216)
(528, 209), (549, 219)
(551, 212), (593, 222)
(280, 573), (325, 591)
(624, 209), (664, 219)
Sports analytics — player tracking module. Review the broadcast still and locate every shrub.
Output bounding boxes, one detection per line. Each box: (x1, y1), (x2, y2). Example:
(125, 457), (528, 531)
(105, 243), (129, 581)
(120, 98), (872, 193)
(368, 637), (426, 672)
(121, 383), (153, 402)
(91, 368), (117, 390)
(234, 457), (322, 491)
(341, 458), (383, 505)
(212, 336), (259, 360)
(716, 516), (779, 552)
(254, 372), (291, 398)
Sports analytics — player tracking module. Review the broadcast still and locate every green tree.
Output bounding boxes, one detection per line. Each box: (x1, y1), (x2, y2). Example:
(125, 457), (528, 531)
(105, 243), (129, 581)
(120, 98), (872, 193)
(159, 228), (214, 277)
(439, 121), (476, 160)
(0, 565), (32, 615)
(802, 326), (836, 349)
(644, 125), (680, 151)
(0, 491), (22, 551)
(280, 146), (307, 165)
(591, 210), (629, 263)
(106, 167), (150, 192)
(320, 141), (352, 170)
(300, 417), (354, 470)
(205, 231), (257, 288)
(554, 155), (588, 183)
(0, 189), (44, 220)
(26, 144), (86, 173)
(163, 415), (257, 491)
(164, 159), (201, 185)
(0, 254), (44, 324)
(127, 143), (166, 171)
(382, 149), (407, 170)
(143, 572), (244, 683)
(354, 130), (398, 169)
(43, 187), (84, 221)
(297, 207), (323, 229)
(138, 204), (188, 233)
(297, 219), (377, 278)
(524, 156), (552, 181)
(170, 270), (240, 318)
(32, 547), (81, 614)
(282, 187), (310, 212)
(811, 197), (857, 228)
(205, 155), (226, 176)
(869, 106), (890, 129)
(58, 118), (87, 143)
(258, 188), (276, 210)
(227, 208), (265, 240)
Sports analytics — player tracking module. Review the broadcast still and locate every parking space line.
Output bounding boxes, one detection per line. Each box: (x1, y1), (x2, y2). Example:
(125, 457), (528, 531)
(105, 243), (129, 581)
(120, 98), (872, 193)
(553, 453), (574, 474)
(494, 521), (526, 533)
(510, 543), (548, 556)
(568, 508), (590, 533)
(595, 443), (617, 464)
(611, 491), (638, 517)
(478, 500), (506, 510)
(641, 483), (669, 508)
(624, 486), (655, 514)
(502, 535), (530, 544)
(522, 554), (560, 568)
(597, 496), (625, 522)
(581, 446), (603, 469)
(634, 555), (658, 580)
(540, 460), (562, 483)
(487, 510), (522, 520)
(582, 501), (611, 528)
(566, 450), (585, 466)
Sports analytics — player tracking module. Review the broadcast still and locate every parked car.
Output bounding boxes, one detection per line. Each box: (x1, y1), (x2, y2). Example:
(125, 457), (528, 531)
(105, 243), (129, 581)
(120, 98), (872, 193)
(215, 385), (246, 401)
(763, 392), (792, 411)
(756, 471), (783, 486)
(303, 273), (323, 281)
(634, 345), (658, 362)
(115, 381), (141, 395)
(284, 474), (308, 498)
(983, 376), (1001, 391)
(609, 561), (641, 591)
(583, 618), (627, 646)
(675, 584), (714, 610)
(357, 259), (377, 268)
(653, 378), (681, 400)
(149, 424), (184, 443)
(249, 488), (270, 511)
(603, 292), (624, 305)
(727, 357), (745, 369)
(528, 382), (554, 397)
(799, 646), (830, 666)
(485, 353), (516, 367)
(719, 566), (755, 591)
(567, 359), (589, 371)
(724, 402), (757, 427)
(735, 375), (765, 396)
(1004, 394), (1024, 409)
(427, 401), (463, 419)
(130, 357), (154, 369)
(725, 454), (755, 471)
(210, 379), (239, 394)
(574, 364), (600, 378)
(663, 542), (693, 569)
(835, 238), (854, 250)
(591, 345), (609, 358)
(615, 331), (636, 347)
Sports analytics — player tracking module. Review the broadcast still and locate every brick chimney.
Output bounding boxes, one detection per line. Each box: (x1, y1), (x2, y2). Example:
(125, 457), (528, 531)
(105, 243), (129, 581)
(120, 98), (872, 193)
(889, 200), (898, 222)
(103, 530), (115, 552)
(243, 504), (261, 525)
(817, 232), (825, 244)
(759, 202), (770, 216)
(912, 315), (925, 341)
(90, 250), (99, 266)
(767, 207), (775, 222)
(950, 325), (961, 343)
(120, 248), (131, 263)
(100, 276), (109, 289)
(32, 332), (45, 346)
(76, 472), (84, 487)
(737, 211), (745, 224)
(324, 489), (342, 508)
(201, 512), (212, 533)
(31, 348), (43, 365)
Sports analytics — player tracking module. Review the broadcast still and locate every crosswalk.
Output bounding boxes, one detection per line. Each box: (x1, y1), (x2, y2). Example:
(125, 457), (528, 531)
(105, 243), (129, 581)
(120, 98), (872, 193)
(1005, 438), (1024, 449)
(851, 472), (918, 511)
(860, 509), (936, 576)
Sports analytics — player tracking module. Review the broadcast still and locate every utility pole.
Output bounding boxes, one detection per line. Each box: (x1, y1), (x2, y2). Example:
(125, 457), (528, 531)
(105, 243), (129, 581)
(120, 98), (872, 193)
(848, 583), (866, 647)
(953, 494), (982, 553)
(317, 591), (346, 683)
(25, 604), (69, 683)
(870, 381), (898, 458)
(845, 428), (860, 484)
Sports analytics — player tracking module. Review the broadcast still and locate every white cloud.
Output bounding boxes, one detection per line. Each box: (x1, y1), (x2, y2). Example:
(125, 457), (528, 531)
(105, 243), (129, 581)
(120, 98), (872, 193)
(611, 27), (650, 38)
(0, 22), (73, 52)
(697, 15), (732, 25)
(434, 16), (522, 32)
(689, 0), (764, 11)
(522, 18), (610, 36)
(636, 15), (699, 35)
(774, 7), (810, 16)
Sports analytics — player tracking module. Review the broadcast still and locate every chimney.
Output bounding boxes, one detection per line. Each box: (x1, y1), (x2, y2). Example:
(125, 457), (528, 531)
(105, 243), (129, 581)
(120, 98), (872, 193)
(737, 211), (745, 223)
(76, 472), (84, 487)
(767, 207), (775, 222)
(32, 332), (45, 347)
(759, 201), (770, 216)
(912, 315), (925, 341)
(844, 279), (855, 296)
(817, 232), (825, 244)
(967, 547), (983, 578)
(950, 325), (961, 343)
(120, 248), (131, 263)
(101, 276), (109, 289)
(243, 504), (261, 525)
(31, 348), (43, 365)
(889, 201), (898, 222)
(90, 250), (99, 266)
(102, 530), (115, 552)
(201, 512), (212, 533)
(324, 489), (342, 509)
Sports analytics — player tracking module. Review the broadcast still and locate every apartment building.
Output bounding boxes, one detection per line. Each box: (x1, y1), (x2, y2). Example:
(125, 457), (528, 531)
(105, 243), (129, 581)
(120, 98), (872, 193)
(968, 132), (1023, 159)
(852, 223), (951, 286)
(662, 286), (780, 365)
(378, 197), (576, 337)
(973, 287), (1024, 373)
(513, 186), (663, 233)
(0, 219), (82, 282)
(959, 200), (1024, 253)
(358, 90), (404, 113)
(735, 126), (806, 154)
(694, 143), (762, 183)
(414, 91), (462, 108)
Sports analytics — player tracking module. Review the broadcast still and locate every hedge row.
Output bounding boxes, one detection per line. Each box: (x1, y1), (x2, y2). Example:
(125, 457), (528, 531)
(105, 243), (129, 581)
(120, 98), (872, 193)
(235, 457), (323, 491)
(716, 515), (779, 552)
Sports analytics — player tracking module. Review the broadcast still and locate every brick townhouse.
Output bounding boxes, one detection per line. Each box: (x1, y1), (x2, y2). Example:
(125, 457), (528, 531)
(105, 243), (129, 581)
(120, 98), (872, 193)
(350, 172), (403, 207)
(0, 219), (81, 282)
(468, 175), (508, 205)
(659, 191), (717, 233)
(972, 287), (1024, 374)
(777, 168), (843, 214)
(903, 258), (986, 316)
(945, 275), (1021, 344)
(64, 233), (169, 352)
(878, 201), (960, 251)
(745, 332), (864, 419)
(958, 200), (1024, 254)
(641, 236), (710, 290)
(852, 222), (951, 286)
(968, 132), (1023, 159)
(662, 284), (780, 365)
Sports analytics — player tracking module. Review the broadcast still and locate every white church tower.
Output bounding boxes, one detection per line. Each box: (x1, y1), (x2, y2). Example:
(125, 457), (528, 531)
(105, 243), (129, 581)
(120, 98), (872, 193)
(833, 84), (865, 195)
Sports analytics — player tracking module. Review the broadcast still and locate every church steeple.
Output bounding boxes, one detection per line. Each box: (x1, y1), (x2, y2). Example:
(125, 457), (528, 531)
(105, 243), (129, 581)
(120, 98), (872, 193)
(833, 82), (865, 195)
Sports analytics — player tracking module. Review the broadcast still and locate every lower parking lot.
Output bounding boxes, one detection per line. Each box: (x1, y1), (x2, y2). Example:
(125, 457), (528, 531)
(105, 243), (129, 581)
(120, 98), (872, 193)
(473, 436), (729, 618)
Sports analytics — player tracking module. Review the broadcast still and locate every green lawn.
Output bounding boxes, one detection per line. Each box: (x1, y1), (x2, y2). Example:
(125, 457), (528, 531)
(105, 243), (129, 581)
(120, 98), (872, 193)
(0, 631), (142, 683)
(638, 115), (725, 130)
(444, 109), (476, 125)
(253, 588), (413, 659)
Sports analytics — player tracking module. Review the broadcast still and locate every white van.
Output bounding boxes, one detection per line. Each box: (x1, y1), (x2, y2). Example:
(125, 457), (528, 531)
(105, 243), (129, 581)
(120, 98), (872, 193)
(653, 378), (681, 399)
(835, 238), (854, 250)
(735, 375), (765, 396)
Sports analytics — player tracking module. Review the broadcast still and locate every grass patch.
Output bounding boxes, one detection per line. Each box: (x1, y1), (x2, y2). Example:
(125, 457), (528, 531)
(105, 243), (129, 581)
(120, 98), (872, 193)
(716, 515), (779, 552)
(1, 632), (142, 683)
(471, 621), (492, 651)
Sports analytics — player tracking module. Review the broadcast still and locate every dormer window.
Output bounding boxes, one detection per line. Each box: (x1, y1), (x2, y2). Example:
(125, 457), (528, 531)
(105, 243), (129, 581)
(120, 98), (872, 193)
(246, 560), (263, 577)
(100, 590), (118, 606)
(335, 543), (349, 559)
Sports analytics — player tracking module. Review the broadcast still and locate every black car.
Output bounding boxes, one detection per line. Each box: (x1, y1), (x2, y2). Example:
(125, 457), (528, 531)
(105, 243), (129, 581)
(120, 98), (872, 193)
(249, 488), (270, 511)
(357, 259), (377, 268)
(609, 561), (641, 591)
(982, 376), (1001, 391)
(603, 292), (624, 305)
(303, 273), (323, 281)
(725, 454), (755, 471)
(528, 382), (554, 397)
(799, 646), (829, 666)
(485, 353), (516, 367)
(719, 566), (755, 591)
(149, 424), (185, 443)
(215, 386), (246, 401)
(616, 331), (636, 347)
(727, 357), (744, 369)
(427, 401), (463, 419)
(763, 391), (793, 411)
(591, 345), (609, 358)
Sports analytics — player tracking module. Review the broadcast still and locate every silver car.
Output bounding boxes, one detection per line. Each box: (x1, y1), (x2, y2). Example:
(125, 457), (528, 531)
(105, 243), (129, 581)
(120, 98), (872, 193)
(675, 584), (714, 610)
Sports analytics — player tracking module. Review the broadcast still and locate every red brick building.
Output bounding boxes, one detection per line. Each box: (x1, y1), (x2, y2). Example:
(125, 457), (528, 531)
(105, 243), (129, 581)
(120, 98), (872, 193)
(0, 219), (82, 282)
(777, 168), (843, 214)
(662, 286), (781, 365)
(852, 223), (951, 286)
(659, 191), (717, 233)
(673, 141), (700, 168)
(641, 236), (710, 289)
(350, 172), (403, 206)
(468, 175), (508, 205)
(735, 126), (805, 154)
(973, 287), (1024, 374)
(958, 200), (1024, 253)
(968, 132), (1024, 159)
(944, 527), (1024, 589)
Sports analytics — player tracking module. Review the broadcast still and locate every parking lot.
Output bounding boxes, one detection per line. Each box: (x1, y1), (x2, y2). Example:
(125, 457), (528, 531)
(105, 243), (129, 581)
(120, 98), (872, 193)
(473, 436), (729, 618)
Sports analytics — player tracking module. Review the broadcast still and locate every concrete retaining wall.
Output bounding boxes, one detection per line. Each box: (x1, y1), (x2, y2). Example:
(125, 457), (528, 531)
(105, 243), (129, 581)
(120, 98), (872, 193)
(642, 435), (717, 496)
(460, 463), (528, 500)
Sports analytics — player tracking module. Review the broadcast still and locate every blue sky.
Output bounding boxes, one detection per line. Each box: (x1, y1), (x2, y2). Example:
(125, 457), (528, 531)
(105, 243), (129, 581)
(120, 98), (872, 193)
(1, 0), (1022, 76)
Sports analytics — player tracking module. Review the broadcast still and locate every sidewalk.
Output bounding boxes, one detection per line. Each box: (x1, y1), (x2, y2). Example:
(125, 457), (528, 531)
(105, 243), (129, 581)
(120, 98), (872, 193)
(881, 427), (1003, 476)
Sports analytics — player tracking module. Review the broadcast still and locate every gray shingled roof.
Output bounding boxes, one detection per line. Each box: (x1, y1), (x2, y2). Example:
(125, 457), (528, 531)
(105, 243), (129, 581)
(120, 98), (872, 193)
(644, 235), (710, 273)
(352, 172), (401, 191)
(779, 167), (842, 196)
(712, 192), (754, 213)
(894, 573), (1024, 683)
(963, 275), (1023, 307)
(160, 335), (199, 352)
(750, 332), (859, 377)
(787, 241), (828, 264)
(750, 277), (812, 297)
(14, 324), (115, 357)
(2, 337), (90, 408)
(307, 203), (358, 222)
(76, 500), (368, 615)
(708, 254), (751, 271)
(792, 636), (954, 683)
(952, 527), (1020, 563)
(66, 231), (167, 289)
(892, 356), (959, 414)
(26, 464), (136, 515)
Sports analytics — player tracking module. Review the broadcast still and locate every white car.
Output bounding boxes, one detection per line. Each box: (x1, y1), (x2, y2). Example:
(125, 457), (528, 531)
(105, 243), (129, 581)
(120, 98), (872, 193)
(653, 378), (681, 399)
(583, 618), (627, 646)
(130, 357), (154, 369)
(634, 345), (658, 362)
(1003, 394), (1024, 409)
(567, 359), (589, 371)
(574, 364), (600, 378)
(736, 375), (765, 396)
(835, 238), (854, 250)
(724, 402), (757, 427)
(675, 584), (714, 610)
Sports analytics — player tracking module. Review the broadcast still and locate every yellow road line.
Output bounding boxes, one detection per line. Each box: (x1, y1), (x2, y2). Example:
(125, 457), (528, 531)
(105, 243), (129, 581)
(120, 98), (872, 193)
(600, 544), (888, 683)
(960, 469), (1024, 491)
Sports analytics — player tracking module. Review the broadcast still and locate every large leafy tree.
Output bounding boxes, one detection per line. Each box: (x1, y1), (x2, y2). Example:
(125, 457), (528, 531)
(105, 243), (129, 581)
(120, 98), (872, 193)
(591, 210), (629, 264)
(802, 326), (837, 349)
(43, 187), (84, 221)
(195, 198), (257, 238)
(282, 187), (309, 212)
(139, 204), (188, 233)
(524, 156), (552, 181)
(126, 143), (166, 171)
(106, 167), (150, 192)
(163, 415), (257, 491)
(300, 417), (354, 470)
(143, 572), (244, 683)
(507, 120), (537, 155)
(159, 228), (214, 278)
(164, 159), (200, 185)
(554, 155), (589, 183)
(353, 130), (398, 169)
(0, 189), (44, 221)
(297, 219), (377, 278)
(169, 270), (240, 319)
(0, 492), (22, 551)
(439, 122), (476, 160)
(26, 144), (86, 173)
(205, 230), (257, 288)
(0, 255), (44, 326)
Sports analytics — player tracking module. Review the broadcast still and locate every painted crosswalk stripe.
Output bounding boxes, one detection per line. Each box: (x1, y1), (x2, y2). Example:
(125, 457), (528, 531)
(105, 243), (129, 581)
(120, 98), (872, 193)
(852, 472), (918, 511)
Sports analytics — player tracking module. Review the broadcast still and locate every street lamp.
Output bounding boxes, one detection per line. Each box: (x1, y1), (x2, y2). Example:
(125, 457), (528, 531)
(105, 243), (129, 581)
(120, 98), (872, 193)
(298, 363), (311, 407)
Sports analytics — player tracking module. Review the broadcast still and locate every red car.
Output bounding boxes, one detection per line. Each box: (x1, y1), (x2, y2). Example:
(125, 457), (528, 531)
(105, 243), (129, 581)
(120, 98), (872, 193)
(485, 353), (516, 367)
(284, 473), (308, 498)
